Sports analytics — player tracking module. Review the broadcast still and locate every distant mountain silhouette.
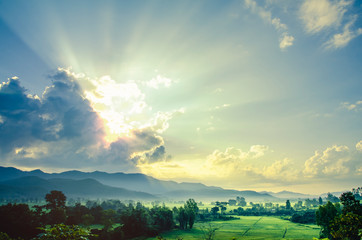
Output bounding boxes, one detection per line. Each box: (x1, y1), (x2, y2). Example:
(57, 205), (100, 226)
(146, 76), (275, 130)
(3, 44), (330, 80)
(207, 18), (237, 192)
(0, 166), (277, 201)
(0, 175), (156, 200)
(260, 190), (317, 199)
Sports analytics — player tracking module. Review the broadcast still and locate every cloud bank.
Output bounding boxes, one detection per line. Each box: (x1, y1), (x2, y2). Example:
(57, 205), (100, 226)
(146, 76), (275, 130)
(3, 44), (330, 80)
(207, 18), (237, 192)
(0, 68), (180, 171)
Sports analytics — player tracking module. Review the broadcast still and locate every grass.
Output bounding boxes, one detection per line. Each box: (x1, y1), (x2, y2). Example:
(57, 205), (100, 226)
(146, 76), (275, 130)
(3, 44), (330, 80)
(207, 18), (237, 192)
(146, 216), (320, 240)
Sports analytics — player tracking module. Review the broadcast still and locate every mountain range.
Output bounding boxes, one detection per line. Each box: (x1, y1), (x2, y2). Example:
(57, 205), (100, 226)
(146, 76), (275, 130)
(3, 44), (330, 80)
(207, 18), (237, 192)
(0, 166), (317, 201)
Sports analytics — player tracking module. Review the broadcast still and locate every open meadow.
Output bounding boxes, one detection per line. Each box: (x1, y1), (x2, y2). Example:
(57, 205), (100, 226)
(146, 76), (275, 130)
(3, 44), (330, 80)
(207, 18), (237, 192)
(146, 216), (320, 240)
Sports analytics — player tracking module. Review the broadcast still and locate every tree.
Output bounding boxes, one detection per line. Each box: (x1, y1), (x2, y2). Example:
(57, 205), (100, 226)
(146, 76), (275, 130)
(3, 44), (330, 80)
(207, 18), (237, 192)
(35, 224), (93, 240)
(211, 207), (219, 216)
(329, 192), (362, 240)
(330, 212), (362, 240)
(236, 197), (246, 207)
(120, 204), (150, 238)
(201, 224), (219, 240)
(318, 197), (323, 205)
(339, 192), (361, 215)
(0, 232), (23, 240)
(326, 193), (340, 203)
(176, 207), (188, 230)
(45, 191), (66, 210)
(150, 206), (174, 233)
(66, 203), (89, 225)
(286, 200), (291, 210)
(0, 203), (41, 239)
(185, 199), (198, 229)
(45, 191), (67, 225)
(316, 201), (339, 239)
(220, 205), (227, 214)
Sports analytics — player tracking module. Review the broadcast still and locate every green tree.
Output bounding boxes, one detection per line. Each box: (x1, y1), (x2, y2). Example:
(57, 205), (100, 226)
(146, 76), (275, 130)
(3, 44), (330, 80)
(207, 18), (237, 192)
(211, 207), (219, 216)
(0, 203), (41, 239)
(330, 212), (362, 240)
(81, 214), (94, 227)
(150, 206), (174, 233)
(286, 200), (291, 210)
(326, 193), (340, 203)
(339, 192), (361, 215)
(35, 224), (93, 240)
(45, 190), (67, 225)
(316, 201), (339, 239)
(318, 197), (323, 205)
(185, 199), (198, 229)
(0, 232), (23, 240)
(45, 191), (66, 210)
(176, 207), (188, 230)
(329, 192), (362, 240)
(120, 204), (150, 238)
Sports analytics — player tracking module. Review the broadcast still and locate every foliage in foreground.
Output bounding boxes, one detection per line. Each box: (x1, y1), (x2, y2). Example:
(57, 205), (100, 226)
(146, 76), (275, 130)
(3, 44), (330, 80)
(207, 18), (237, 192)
(316, 191), (362, 239)
(34, 224), (93, 240)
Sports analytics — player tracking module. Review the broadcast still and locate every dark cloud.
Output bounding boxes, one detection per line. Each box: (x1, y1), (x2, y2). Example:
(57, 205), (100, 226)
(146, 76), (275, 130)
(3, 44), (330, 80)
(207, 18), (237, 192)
(0, 71), (102, 155)
(146, 145), (166, 162)
(0, 78), (41, 153)
(0, 69), (167, 171)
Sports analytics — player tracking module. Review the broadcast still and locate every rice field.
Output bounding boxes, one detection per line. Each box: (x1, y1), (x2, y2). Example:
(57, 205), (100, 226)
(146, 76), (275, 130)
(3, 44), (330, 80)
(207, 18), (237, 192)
(146, 216), (320, 240)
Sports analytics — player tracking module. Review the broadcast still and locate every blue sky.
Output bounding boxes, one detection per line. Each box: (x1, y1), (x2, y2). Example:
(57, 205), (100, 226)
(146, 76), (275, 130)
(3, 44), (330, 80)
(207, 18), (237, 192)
(0, 0), (361, 194)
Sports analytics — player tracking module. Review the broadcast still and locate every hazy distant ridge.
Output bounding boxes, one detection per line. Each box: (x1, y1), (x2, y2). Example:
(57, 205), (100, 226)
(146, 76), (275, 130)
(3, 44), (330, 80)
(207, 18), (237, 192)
(0, 175), (157, 200)
(0, 166), (279, 201)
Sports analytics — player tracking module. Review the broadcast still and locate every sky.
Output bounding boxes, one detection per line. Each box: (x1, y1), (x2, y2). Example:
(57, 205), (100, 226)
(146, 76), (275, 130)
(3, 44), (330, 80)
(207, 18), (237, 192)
(0, 0), (361, 194)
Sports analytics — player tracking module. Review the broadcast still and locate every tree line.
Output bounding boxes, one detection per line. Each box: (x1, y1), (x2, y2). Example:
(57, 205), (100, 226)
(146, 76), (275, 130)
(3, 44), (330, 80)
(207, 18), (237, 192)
(0, 190), (198, 240)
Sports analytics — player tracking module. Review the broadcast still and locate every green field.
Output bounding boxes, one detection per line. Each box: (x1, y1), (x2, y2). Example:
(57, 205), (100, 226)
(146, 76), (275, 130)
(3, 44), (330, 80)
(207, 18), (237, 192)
(146, 216), (320, 240)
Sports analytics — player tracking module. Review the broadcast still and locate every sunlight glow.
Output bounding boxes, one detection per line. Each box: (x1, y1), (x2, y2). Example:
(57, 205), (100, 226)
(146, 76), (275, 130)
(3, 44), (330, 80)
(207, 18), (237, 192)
(83, 75), (147, 142)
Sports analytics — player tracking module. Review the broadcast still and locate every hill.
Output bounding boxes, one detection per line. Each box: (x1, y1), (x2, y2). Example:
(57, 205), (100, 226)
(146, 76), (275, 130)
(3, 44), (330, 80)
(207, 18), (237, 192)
(260, 190), (317, 199)
(0, 176), (156, 200)
(0, 166), (277, 201)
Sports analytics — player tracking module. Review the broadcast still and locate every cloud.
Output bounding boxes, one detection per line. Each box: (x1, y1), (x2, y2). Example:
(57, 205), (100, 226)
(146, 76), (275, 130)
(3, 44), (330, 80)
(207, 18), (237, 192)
(279, 34), (295, 49)
(146, 75), (173, 89)
(324, 17), (362, 49)
(300, 0), (350, 34)
(205, 145), (297, 181)
(262, 158), (299, 181)
(207, 145), (269, 167)
(146, 108), (185, 134)
(300, 0), (361, 49)
(356, 141), (362, 152)
(209, 104), (231, 111)
(303, 143), (362, 177)
(340, 100), (362, 111)
(0, 69), (180, 171)
(244, 0), (294, 50)
(141, 141), (361, 190)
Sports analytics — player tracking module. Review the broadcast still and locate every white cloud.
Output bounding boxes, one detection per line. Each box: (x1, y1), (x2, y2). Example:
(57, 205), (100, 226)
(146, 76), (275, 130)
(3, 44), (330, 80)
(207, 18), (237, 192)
(262, 158), (299, 181)
(146, 75), (173, 89)
(299, 0), (351, 34)
(146, 108), (185, 134)
(304, 145), (351, 176)
(340, 100), (362, 111)
(272, 17), (288, 31)
(356, 141), (362, 151)
(300, 0), (361, 49)
(324, 18), (362, 49)
(209, 103), (231, 111)
(205, 145), (294, 180)
(245, 0), (294, 50)
(279, 34), (295, 49)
